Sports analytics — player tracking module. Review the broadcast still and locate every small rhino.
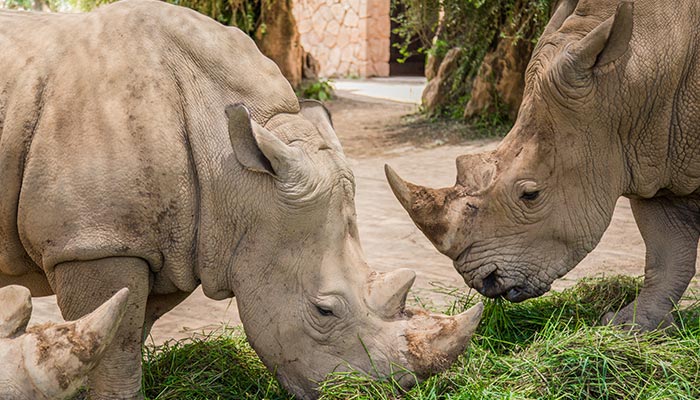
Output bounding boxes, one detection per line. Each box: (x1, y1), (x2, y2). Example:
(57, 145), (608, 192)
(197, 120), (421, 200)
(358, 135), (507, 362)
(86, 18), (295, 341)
(387, 0), (700, 331)
(0, 286), (129, 400)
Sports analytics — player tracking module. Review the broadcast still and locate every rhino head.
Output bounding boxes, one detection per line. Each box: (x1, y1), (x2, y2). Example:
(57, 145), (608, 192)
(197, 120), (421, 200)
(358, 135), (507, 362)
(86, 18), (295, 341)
(218, 100), (483, 399)
(0, 286), (128, 399)
(386, 1), (635, 302)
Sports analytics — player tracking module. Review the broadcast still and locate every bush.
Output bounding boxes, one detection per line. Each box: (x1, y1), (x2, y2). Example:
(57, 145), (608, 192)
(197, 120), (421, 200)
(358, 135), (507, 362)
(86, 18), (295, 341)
(296, 79), (334, 102)
(393, 0), (554, 122)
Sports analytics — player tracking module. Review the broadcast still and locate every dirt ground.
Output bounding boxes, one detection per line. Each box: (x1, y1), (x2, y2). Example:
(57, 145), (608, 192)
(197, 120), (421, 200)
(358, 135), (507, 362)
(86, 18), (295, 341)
(28, 94), (700, 344)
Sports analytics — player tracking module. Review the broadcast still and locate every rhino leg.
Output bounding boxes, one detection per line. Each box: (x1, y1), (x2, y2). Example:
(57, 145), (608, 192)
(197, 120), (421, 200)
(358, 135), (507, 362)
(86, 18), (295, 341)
(602, 197), (699, 330)
(142, 291), (190, 342)
(53, 257), (150, 400)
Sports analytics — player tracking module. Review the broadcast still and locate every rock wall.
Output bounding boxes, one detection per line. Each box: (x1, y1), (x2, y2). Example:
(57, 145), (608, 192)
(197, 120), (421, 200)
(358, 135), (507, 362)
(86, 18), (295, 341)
(293, 0), (390, 77)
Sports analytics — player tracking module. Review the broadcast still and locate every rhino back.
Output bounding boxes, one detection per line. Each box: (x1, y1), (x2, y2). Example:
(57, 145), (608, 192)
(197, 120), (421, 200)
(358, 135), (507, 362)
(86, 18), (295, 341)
(0, 0), (298, 293)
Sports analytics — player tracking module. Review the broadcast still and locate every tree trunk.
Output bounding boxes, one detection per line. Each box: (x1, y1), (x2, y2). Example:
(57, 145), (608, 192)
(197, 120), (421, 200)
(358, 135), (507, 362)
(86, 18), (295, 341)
(255, 0), (304, 89)
(463, 0), (540, 120)
(462, 31), (533, 120)
(461, 0), (554, 120)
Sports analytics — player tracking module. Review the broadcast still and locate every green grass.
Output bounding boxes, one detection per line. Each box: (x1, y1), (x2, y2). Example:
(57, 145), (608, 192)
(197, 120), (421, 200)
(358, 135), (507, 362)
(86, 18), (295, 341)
(141, 276), (700, 399)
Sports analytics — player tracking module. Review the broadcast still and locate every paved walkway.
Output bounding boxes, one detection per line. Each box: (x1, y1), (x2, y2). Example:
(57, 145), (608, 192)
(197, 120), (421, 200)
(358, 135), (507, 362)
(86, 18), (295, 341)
(332, 77), (426, 105)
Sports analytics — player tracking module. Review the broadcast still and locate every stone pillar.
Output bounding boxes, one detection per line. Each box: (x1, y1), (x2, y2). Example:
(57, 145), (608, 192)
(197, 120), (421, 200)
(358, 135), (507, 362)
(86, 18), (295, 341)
(293, 0), (390, 78)
(363, 0), (390, 76)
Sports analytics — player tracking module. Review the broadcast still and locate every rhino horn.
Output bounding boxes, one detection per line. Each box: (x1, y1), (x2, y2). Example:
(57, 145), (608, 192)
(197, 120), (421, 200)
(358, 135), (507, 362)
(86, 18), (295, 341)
(405, 302), (484, 378)
(21, 288), (129, 399)
(385, 164), (455, 253)
(367, 268), (416, 317)
(0, 285), (32, 338)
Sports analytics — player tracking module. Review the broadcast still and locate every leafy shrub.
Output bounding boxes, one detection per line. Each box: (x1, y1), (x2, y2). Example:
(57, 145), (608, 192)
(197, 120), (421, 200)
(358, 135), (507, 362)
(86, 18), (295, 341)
(392, 0), (554, 121)
(297, 79), (334, 102)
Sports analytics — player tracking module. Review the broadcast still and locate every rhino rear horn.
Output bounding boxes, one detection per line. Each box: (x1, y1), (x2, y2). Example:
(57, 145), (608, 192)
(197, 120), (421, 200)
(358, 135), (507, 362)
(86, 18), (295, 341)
(367, 269), (416, 317)
(21, 288), (129, 399)
(0, 285), (32, 338)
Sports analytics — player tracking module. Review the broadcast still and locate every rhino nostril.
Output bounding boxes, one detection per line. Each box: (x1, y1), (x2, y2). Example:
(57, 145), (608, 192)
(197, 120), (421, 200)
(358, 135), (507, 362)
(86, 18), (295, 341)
(477, 270), (500, 297)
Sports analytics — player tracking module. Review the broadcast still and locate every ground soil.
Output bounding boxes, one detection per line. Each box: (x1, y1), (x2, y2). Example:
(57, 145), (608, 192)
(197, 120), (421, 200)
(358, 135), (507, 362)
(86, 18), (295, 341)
(29, 94), (700, 344)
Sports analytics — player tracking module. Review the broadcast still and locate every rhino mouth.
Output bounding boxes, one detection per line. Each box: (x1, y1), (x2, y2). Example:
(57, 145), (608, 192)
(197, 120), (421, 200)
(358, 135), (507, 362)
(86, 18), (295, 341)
(455, 255), (548, 302)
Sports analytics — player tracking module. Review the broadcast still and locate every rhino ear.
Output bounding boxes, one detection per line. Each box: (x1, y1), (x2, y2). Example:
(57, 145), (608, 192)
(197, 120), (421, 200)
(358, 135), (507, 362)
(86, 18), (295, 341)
(226, 104), (303, 178)
(226, 104), (275, 176)
(299, 99), (343, 154)
(542, 0), (579, 36)
(568, 1), (634, 71)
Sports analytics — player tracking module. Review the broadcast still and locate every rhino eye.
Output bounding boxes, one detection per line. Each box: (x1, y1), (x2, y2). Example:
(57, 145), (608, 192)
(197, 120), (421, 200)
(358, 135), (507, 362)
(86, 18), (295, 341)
(315, 305), (335, 317)
(521, 190), (540, 201)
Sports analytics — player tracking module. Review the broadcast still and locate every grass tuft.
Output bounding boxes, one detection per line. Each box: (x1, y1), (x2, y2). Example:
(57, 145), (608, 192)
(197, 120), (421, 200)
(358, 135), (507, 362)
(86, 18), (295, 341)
(141, 276), (700, 399)
(141, 328), (288, 399)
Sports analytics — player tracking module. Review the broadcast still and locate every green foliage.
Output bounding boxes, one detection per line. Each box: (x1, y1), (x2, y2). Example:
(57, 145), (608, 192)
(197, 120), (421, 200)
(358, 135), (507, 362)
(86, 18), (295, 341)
(393, 0), (554, 120)
(141, 276), (700, 399)
(43, 0), (268, 36)
(0, 0), (60, 11)
(297, 79), (334, 102)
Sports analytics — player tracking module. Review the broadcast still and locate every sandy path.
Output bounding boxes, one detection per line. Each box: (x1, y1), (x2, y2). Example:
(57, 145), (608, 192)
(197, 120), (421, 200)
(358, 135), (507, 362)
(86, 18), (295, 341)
(27, 95), (700, 344)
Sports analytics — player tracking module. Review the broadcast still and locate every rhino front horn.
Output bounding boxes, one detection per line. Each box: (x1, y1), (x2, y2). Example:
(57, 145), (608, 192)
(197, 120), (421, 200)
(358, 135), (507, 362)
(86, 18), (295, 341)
(405, 302), (484, 378)
(384, 164), (454, 253)
(384, 164), (419, 213)
(15, 288), (130, 399)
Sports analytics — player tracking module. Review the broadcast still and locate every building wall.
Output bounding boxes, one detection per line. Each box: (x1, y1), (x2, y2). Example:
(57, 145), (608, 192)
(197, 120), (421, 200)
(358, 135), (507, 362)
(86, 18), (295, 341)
(293, 0), (390, 78)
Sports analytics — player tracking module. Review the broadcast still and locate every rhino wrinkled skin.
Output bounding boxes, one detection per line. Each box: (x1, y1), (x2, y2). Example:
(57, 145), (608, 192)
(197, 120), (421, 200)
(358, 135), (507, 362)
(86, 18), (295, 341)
(0, 286), (128, 400)
(0, 1), (483, 398)
(387, 0), (700, 331)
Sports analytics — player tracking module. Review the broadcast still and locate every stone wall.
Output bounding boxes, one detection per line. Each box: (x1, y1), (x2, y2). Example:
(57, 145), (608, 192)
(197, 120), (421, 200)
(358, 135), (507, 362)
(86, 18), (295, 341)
(293, 0), (390, 78)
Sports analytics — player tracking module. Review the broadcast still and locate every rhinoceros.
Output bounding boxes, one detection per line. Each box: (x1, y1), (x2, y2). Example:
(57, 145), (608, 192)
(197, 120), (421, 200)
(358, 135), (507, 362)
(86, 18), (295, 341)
(0, 286), (128, 400)
(386, 0), (700, 331)
(0, 0), (483, 398)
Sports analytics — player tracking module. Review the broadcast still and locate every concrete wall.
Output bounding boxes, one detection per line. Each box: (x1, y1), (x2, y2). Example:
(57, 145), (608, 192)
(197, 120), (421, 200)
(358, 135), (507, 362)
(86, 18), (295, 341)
(293, 0), (390, 78)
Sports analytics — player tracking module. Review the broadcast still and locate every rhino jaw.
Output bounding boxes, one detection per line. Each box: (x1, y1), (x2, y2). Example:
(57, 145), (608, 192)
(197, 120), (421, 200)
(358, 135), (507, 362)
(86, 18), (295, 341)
(403, 302), (484, 379)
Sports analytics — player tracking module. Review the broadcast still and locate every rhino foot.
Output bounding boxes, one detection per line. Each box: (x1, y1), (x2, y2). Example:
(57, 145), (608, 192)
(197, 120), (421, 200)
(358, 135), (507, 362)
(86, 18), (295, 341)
(600, 303), (675, 332)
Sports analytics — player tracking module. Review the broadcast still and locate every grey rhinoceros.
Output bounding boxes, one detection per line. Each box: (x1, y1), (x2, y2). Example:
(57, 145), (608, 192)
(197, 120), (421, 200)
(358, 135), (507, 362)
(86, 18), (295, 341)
(0, 0), (483, 399)
(0, 286), (128, 400)
(386, 0), (700, 331)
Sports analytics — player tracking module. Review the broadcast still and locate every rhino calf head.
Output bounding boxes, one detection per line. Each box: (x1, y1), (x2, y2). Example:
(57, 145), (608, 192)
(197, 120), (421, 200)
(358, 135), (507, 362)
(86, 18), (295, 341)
(221, 101), (483, 398)
(386, 1), (636, 302)
(0, 286), (128, 399)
